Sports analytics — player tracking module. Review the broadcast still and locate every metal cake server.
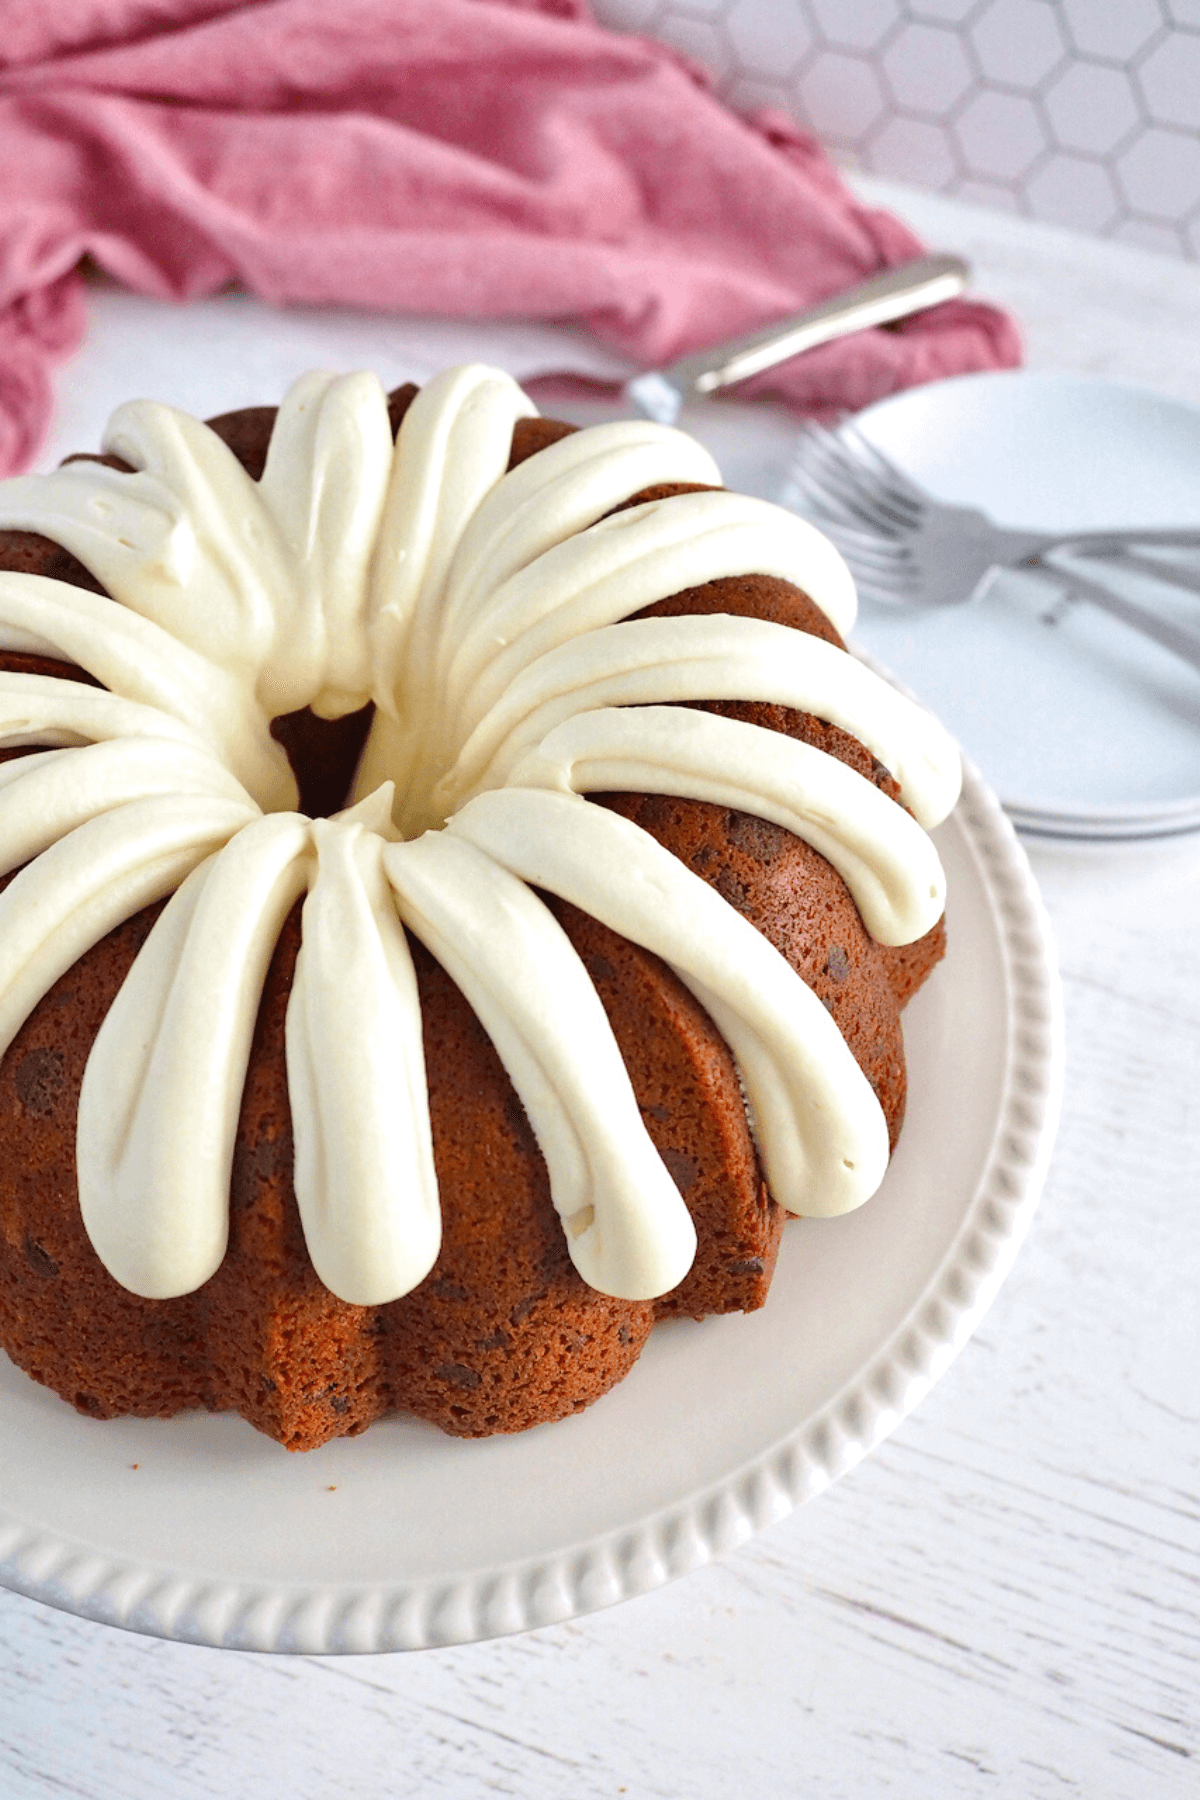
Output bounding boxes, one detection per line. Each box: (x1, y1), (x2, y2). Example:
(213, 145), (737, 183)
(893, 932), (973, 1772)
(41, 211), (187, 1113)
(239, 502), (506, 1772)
(624, 254), (970, 426)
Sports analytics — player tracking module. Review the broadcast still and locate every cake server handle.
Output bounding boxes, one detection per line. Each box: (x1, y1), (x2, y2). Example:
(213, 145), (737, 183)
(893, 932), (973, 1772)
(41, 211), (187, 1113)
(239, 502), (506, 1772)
(625, 253), (970, 427)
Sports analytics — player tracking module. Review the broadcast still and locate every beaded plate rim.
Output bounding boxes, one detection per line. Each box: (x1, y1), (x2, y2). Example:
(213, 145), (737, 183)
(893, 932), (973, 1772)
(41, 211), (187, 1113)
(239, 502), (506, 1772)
(0, 754), (1063, 1653)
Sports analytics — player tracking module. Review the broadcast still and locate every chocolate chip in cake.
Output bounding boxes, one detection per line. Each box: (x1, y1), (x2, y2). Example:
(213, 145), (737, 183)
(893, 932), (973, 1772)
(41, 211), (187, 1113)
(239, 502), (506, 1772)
(824, 945), (851, 983)
(430, 1278), (471, 1301)
(23, 1236), (59, 1280)
(661, 1147), (699, 1194)
(723, 810), (789, 863)
(711, 867), (753, 915)
(509, 1291), (546, 1325)
(632, 793), (674, 831)
(14, 1048), (65, 1119)
(435, 1363), (482, 1391)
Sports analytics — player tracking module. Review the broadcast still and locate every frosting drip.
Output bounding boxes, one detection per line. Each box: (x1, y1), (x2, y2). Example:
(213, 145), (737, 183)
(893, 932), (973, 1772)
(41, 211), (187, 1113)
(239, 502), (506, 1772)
(0, 365), (960, 1305)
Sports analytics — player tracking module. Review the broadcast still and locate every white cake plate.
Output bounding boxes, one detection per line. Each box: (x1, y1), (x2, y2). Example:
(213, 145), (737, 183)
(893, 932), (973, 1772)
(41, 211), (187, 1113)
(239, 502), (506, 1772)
(0, 295), (1061, 1651)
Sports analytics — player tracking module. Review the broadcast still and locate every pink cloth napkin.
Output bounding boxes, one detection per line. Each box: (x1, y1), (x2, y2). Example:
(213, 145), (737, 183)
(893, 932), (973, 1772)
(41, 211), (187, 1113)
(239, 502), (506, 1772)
(0, 0), (1020, 475)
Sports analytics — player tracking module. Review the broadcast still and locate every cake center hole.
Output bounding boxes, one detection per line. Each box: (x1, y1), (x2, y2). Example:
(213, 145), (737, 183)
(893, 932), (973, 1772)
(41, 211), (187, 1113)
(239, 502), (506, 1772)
(270, 701), (377, 820)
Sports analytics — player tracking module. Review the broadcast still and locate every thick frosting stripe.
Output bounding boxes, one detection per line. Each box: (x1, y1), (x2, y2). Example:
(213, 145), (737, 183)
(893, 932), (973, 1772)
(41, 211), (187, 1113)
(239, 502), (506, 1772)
(256, 371), (394, 718)
(446, 789), (890, 1218)
(0, 748), (61, 790)
(356, 367), (535, 809)
(442, 493), (858, 745)
(0, 573), (295, 811)
(77, 815), (312, 1299)
(383, 830), (697, 1300)
(436, 613), (962, 830)
(0, 672), (216, 756)
(0, 737), (254, 879)
(0, 793), (258, 1061)
(0, 373), (399, 747)
(435, 419), (721, 650)
(286, 800), (442, 1307)
(507, 705), (947, 947)
(107, 384), (393, 715)
(0, 405), (287, 675)
(369, 367), (535, 715)
(390, 488), (859, 838)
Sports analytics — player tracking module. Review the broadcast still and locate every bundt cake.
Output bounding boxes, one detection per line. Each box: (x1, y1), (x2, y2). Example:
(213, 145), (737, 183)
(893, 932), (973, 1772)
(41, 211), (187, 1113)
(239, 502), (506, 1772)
(0, 366), (959, 1449)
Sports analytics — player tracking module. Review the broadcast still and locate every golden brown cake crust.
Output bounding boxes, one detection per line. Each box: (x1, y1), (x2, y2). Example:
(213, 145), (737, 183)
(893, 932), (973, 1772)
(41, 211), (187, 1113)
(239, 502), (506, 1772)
(0, 389), (944, 1447)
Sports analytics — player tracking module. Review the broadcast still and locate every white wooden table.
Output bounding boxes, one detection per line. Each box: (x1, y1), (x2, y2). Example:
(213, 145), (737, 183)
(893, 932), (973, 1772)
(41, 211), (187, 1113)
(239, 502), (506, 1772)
(2, 184), (1198, 1799)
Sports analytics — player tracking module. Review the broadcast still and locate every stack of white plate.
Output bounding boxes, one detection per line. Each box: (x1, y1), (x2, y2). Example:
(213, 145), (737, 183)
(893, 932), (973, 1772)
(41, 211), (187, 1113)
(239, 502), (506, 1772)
(832, 371), (1200, 843)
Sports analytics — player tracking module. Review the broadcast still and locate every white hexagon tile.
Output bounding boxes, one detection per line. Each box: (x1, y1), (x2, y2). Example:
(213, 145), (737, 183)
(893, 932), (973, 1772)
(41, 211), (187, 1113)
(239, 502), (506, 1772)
(591, 0), (1200, 258)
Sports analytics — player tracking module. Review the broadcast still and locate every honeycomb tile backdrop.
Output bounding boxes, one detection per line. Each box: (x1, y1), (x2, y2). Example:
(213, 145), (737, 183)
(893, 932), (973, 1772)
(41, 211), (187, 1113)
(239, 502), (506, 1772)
(592, 0), (1200, 257)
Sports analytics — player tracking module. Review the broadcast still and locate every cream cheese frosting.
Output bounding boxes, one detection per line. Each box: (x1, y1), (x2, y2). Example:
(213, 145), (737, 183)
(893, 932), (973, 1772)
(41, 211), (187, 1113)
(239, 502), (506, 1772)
(0, 365), (961, 1306)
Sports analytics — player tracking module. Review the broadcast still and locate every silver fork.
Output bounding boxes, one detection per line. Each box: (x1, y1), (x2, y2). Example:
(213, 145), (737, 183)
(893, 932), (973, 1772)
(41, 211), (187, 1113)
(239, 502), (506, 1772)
(784, 423), (1200, 673)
